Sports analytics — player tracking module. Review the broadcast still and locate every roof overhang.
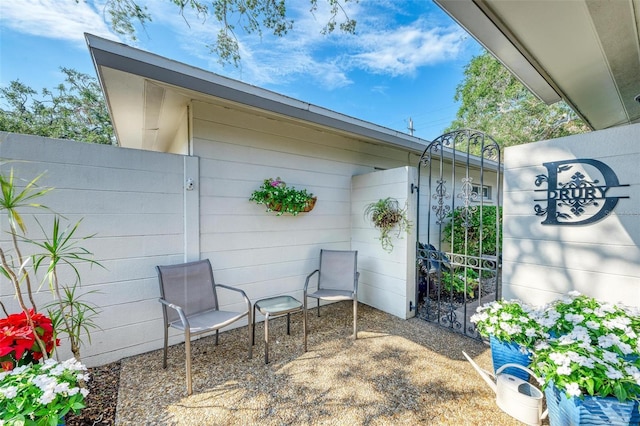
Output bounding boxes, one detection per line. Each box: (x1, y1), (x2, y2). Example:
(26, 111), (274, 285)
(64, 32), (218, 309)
(435, 0), (640, 130)
(85, 34), (431, 154)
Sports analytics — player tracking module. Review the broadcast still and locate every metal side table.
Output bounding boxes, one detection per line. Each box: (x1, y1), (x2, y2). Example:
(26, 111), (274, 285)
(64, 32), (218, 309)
(252, 295), (306, 364)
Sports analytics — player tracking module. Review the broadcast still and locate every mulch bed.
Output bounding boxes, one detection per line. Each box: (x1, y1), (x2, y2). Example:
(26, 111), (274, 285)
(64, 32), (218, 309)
(65, 361), (121, 425)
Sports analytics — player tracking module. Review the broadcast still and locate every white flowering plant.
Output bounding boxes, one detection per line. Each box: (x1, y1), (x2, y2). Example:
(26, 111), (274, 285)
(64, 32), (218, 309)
(470, 299), (547, 349)
(531, 292), (640, 402)
(0, 358), (90, 425)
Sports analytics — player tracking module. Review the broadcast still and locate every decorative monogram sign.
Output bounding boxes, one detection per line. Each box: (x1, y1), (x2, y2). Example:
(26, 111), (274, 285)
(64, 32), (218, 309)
(534, 159), (629, 226)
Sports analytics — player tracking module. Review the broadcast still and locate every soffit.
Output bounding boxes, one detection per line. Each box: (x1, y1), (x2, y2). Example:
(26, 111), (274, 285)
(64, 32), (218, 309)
(436, 0), (640, 130)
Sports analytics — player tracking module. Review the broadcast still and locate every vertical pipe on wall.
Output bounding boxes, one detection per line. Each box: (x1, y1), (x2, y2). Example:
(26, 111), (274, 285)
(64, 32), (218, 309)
(184, 156), (200, 262)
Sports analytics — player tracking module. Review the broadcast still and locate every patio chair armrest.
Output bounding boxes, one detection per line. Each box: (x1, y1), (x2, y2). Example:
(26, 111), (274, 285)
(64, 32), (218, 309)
(214, 284), (251, 311)
(158, 298), (190, 328)
(354, 271), (360, 295)
(304, 269), (320, 293)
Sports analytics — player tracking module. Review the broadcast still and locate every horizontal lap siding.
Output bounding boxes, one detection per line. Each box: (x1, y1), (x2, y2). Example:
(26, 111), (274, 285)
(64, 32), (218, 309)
(0, 133), (185, 366)
(192, 101), (415, 310)
(351, 167), (417, 319)
(502, 124), (640, 308)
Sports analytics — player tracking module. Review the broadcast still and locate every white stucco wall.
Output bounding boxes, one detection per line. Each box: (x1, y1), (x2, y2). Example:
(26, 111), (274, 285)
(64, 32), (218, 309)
(502, 123), (640, 308)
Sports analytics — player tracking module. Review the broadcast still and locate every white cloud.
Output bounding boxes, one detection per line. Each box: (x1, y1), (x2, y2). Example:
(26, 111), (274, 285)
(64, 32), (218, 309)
(348, 22), (467, 76)
(0, 0), (469, 91)
(0, 0), (119, 47)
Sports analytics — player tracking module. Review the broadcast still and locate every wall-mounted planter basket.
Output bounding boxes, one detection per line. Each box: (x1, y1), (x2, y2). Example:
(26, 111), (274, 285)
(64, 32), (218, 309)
(250, 177), (316, 216)
(268, 197), (317, 214)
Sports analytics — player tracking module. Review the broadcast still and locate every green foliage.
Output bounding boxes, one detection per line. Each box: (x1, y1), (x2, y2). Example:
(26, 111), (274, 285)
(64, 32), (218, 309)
(46, 284), (101, 356)
(0, 358), (90, 424)
(104, 0), (357, 66)
(250, 177), (316, 216)
(364, 197), (411, 253)
(446, 51), (589, 148)
(0, 68), (115, 145)
(440, 269), (478, 299)
(443, 205), (502, 257)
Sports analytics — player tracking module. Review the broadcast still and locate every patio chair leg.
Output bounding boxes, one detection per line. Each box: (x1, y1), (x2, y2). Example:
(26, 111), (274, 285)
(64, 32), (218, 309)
(247, 309), (253, 359)
(353, 299), (358, 339)
(303, 301), (307, 352)
(163, 325), (169, 369)
(215, 330), (219, 346)
(317, 299), (320, 317)
(185, 331), (192, 395)
(303, 294), (308, 350)
(252, 303), (257, 346)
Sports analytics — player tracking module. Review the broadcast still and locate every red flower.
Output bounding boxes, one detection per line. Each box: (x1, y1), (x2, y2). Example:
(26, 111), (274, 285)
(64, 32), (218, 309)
(0, 309), (59, 368)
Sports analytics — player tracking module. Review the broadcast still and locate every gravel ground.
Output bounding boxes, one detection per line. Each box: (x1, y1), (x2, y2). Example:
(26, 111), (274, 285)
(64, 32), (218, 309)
(89, 301), (547, 425)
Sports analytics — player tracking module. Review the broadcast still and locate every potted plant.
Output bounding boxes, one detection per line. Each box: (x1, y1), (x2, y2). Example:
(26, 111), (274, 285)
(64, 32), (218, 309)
(530, 292), (640, 425)
(249, 177), (316, 216)
(363, 197), (411, 252)
(0, 358), (90, 425)
(470, 299), (548, 380)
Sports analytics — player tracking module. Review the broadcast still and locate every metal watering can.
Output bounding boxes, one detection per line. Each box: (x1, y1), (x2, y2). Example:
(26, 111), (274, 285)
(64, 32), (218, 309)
(462, 351), (548, 426)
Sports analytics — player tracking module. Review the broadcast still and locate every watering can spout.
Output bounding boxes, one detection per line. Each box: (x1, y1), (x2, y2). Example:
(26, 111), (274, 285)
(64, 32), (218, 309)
(462, 351), (497, 394)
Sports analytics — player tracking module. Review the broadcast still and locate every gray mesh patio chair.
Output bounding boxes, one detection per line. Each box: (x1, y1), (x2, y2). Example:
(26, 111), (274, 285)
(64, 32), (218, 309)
(157, 259), (252, 395)
(303, 249), (359, 341)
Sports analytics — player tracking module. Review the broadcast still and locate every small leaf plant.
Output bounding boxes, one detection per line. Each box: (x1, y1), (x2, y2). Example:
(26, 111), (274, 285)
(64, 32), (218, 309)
(250, 177), (316, 216)
(364, 197), (411, 252)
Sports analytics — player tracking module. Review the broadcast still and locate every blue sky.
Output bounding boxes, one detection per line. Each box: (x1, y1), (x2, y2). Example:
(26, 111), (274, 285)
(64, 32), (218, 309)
(0, 0), (482, 141)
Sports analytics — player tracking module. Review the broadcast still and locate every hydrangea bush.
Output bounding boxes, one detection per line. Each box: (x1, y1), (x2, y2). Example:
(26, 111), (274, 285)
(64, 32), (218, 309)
(0, 358), (90, 425)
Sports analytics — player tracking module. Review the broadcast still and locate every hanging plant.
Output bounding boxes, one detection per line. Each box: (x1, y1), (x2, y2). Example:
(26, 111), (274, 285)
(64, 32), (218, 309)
(250, 177), (316, 216)
(364, 197), (411, 252)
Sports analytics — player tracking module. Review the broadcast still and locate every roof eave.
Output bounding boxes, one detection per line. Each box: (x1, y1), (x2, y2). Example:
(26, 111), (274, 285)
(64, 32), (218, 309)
(85, 33), (430, 155)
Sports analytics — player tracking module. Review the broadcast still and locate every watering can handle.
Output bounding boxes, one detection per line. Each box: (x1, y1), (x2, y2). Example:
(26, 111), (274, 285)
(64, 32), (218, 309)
(495, 363), (542, 384)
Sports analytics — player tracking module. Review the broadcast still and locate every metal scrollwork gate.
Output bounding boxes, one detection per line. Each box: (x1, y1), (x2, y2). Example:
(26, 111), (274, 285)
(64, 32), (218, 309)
(415, 129), (502, 338)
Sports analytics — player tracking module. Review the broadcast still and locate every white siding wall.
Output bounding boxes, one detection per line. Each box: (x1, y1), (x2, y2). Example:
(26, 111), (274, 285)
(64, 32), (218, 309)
(190, 100), (418, 322)
(0, 133), (188, 366)
(351, 167), (418, 319)
(0, 109), (501, 367)
(503, 123), (640, 308)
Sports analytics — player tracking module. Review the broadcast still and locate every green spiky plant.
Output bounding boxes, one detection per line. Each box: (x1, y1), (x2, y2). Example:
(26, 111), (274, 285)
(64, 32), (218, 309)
(0, 166), (101, 362)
